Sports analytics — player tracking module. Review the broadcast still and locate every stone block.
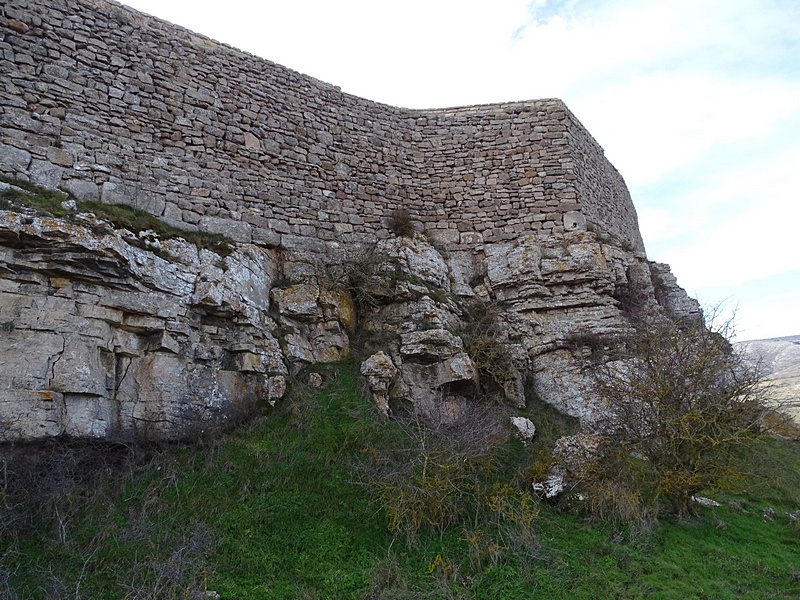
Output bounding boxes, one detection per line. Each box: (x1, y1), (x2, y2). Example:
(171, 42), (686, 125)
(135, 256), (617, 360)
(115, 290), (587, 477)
(46, 146), (73, 167)
(251, 227), (281, 247)
(459, 231), (483, 245)
(0, 390), (64, 441)
(199, 215), (252, 243)
(63, 394), (112, 438)
(102, 181), (166, 216)
(29, 159), (63, 188)
(62, 178), (99, 201)
(0, 143), (31, 171)
(425, 228), (460, 246)
(564, 211), (587, 232)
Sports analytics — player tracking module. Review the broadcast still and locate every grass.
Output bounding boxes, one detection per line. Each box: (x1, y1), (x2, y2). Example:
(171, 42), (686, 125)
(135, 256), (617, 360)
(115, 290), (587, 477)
(0, 175), (233, 256)
(1, 359), (799, 598)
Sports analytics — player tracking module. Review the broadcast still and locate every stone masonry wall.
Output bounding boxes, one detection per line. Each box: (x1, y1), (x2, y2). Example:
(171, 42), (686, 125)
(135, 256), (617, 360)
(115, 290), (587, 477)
(565, 110), (644, 252)
(416, 102), (578, 247)
(0, 0), (644, 257)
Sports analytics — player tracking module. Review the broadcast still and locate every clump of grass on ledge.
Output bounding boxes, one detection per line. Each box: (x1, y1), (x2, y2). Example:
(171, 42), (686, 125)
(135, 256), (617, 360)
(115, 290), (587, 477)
(0, 175), (233, 257)
(0, 175), (74, 216)
(81, 200), (233, 257)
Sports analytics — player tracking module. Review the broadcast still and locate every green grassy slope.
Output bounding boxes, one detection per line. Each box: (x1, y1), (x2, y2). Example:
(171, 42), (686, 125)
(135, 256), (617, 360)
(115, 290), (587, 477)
(2, 359), (799, 599)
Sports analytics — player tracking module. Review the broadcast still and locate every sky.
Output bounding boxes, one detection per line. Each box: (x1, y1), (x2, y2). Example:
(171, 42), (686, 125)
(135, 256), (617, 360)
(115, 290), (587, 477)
(122, 0), (800, 341)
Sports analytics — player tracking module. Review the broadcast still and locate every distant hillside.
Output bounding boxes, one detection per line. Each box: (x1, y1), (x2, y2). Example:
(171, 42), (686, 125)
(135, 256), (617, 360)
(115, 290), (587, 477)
(737, 335), (800, 418)
(738, 335), (800, 376)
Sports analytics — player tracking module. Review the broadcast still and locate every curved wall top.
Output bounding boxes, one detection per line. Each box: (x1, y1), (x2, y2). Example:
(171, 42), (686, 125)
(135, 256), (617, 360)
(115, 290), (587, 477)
(0, 0), (645, 256)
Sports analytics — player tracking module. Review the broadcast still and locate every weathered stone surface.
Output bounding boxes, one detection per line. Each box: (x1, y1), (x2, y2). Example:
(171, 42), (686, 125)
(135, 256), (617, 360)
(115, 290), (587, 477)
(692, 496), (721, 508)
(0, 0), (703, 441)
(243, 132), (261, 151)
(649, 262), (702, 321)
(199, 216), (252, 244)
(320, 290), (357, 331)
(553, 432), (605, 479)
(6, 18), (29, 34)
(269, 283), (352, 368)
(511, 416), (536, 443)
(361, 351), (398, 416)
(46, 147), (74, 168)
(102, 182), (164, 214)
(400, 329), (465, 362)
(29, 159), (63, 188)
(0, 143), (31, 171)
(532, 472), (566, 499)
(267, 375), (286, 404)
(0, 196), (700, 440)
(486, 236), (542, 288)
(351, 231), (697, 424)
(564, 211), (587, 232)
(309, 320), (349, 363)
(0, 209), (286, 441)
(62, 179), (100, 201)
(377, 234), (451, 293)
(272, 284), (322, 320)
(446, 251), (478, 297)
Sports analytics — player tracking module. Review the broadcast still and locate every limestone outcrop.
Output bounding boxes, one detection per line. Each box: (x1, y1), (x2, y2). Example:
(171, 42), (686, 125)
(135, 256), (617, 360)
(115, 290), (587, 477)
(347, 230), (698, 425)
(0, 203), (291, 440)
(0, 181), (700, 441)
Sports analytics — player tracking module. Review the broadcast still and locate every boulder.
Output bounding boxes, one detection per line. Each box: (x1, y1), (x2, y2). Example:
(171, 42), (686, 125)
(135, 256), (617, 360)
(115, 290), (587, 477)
(360, 351), (398, 416)
(510, 416), (536, 444)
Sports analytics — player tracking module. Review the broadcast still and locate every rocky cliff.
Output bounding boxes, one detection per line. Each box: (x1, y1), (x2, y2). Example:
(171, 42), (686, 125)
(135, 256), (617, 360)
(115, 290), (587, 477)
(0, 178), (699, 440)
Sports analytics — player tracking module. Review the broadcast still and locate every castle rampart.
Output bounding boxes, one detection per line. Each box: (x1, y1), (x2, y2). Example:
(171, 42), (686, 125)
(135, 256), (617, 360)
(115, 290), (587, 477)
(0, 0), (644, 256)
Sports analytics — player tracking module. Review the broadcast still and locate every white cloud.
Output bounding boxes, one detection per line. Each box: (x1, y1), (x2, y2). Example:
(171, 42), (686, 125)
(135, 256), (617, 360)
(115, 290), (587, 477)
(643, 142), (800, 289)
(696, 281), (800, 342)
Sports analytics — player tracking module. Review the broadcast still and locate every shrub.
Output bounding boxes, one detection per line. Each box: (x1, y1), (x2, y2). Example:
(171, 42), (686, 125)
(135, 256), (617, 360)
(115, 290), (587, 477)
(460, 300), (516, 394)
(389, 208), (415, 237)
(581, 310), (766, 520)
(361, 405), (510, 545)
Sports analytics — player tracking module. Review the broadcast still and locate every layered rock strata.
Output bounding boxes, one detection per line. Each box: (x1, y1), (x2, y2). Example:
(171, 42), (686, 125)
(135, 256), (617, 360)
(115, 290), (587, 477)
(0, 185), (698, 440)
(0, 200), (286, 439)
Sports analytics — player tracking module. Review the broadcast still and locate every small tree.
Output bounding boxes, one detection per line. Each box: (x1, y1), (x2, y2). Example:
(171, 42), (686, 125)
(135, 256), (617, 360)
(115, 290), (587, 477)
(586, 311), (765, 518)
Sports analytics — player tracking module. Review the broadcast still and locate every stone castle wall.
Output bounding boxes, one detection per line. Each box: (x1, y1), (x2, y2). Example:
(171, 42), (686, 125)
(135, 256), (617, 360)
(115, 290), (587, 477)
(0, 0), (644, 256)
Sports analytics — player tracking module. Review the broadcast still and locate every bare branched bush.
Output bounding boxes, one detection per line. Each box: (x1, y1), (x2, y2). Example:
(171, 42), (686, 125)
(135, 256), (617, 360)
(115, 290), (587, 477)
(360, 403), (510, 545)
(0, 440), (136, 542)
(320, 246), (397, 313)
(460, 300), (516, 394)
(575, 441), (659, 532)
(123, 522), (215, 600)
(486, 482), (539, 553)
(581, 310), (767, 520)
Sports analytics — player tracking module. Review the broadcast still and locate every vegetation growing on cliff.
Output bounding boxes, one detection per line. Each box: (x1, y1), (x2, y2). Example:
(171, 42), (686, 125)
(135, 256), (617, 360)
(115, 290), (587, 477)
(576, 312), (768, 525)
(0, 175), (233, 257)
(1, 358), (798, 599)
